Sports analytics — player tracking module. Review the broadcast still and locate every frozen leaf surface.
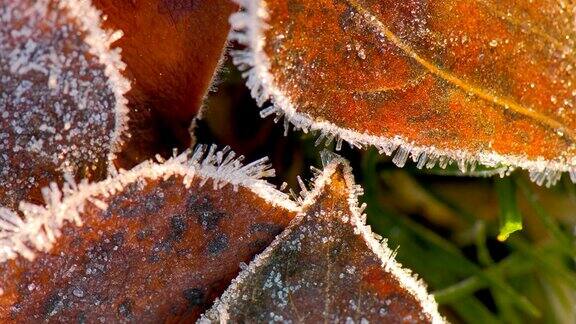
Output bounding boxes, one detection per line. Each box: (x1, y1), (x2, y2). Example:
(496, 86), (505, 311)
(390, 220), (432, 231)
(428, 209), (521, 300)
(230, 0), (576, 186)
(0, 0), (130, 208)
(0, 146), (297, 322)
(201, 157), (444, 323)
(93, 0), (238, 167)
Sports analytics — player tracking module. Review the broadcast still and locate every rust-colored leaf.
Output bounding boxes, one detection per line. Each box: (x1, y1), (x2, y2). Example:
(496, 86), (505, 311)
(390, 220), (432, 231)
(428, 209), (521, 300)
(200, 156), (444, 323)
(93, 0), (239, 168)
(230, 0), (576, 186)
(0, 0), (129, 208)
(0, 146), (297, 322)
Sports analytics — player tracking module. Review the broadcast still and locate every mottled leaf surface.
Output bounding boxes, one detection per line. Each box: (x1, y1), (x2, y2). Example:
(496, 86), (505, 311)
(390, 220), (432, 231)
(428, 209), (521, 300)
(0, 0), (129, 208)
(0, 147), (297, 322)
(231, 0), (576, 185)
(201, 158), (443, 323)
(93, 0), (238, 168)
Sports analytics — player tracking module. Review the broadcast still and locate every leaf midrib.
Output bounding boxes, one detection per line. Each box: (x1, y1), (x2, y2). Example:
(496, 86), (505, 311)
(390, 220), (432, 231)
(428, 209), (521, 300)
(344, 0), (573, 142)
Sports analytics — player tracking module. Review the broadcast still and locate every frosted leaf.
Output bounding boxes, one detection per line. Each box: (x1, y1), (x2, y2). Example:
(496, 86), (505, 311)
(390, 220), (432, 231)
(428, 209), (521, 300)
(229, 0), (576, 186)
(200, 157), (444, 323)
(0, 0), (130, 208)
(0, 145), (298, 321)
(92, 0), (238, 168)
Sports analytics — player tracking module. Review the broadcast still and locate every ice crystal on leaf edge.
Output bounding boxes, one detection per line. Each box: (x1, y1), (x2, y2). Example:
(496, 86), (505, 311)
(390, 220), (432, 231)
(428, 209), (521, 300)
(199, 153), (445, 324)
(45, 0), (130, 160)
(0, 145), (299, 267)
(0, 0), (135, 274)
(0, 0), (131, 208)
(228, 0), (576, 187)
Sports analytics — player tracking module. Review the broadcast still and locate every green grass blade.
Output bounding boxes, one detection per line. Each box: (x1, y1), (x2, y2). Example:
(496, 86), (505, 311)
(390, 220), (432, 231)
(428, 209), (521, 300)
(495, 178), (523, 241)
(516, 178), (576, 258)
(433, 251), (535, 303)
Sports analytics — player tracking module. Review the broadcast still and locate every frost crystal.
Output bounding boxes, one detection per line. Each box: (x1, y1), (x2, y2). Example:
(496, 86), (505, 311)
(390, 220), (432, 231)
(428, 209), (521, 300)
(229, 0), (576, 187)
(200, 156), (444, 323)
(0, 0), (129, 208)
(0, 145), (299, 321)
(0, 144), (298, 263)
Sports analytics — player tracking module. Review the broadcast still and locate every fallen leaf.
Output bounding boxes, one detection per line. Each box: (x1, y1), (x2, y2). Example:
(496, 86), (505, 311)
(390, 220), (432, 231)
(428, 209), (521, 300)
(200, 155), (444, 323)
(0, 145), (298, 322)
(0, 0), (130, 208)
(230, 0), (576, 186)
(93, 0), (239, 168)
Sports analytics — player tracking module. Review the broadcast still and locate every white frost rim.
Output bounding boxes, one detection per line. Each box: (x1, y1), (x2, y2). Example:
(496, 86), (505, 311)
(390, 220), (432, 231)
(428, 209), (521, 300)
(201, 156), (445, 323)
(228, 0), (576, 187)
(302, 156), (446, 324)
(60, 0), (131, 161)
(0, 144), (299, 264)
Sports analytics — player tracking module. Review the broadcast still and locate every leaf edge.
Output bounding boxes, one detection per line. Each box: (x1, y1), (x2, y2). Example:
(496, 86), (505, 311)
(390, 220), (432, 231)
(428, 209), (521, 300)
(228, 0), (576, 187)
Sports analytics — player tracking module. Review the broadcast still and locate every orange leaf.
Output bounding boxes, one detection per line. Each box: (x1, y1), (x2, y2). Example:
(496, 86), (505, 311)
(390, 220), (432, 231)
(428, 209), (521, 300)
(230, 0), (576, 186)
(0, 0), (130, 208)
(0, 146), (297, 322)
(200, 156), (443, 323)
(93, 0), (239, 168)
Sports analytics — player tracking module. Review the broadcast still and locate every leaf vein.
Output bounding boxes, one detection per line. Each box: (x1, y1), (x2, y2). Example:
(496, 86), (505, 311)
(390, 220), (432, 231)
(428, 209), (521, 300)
(344, 0), (574, 142)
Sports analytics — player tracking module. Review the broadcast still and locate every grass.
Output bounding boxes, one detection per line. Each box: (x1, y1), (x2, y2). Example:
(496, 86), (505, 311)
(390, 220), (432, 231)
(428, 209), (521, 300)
(359, 149), (576, 323)
(203, 65), (576, 324)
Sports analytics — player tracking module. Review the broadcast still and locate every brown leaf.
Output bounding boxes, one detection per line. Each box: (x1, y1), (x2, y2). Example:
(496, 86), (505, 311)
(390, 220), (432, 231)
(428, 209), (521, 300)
(93, 0), (239, 168)
(200, 156), (444, 323)
(230, 0), (576, 186)
(0, 0), (130, 208)
(0, 146), (298, 322)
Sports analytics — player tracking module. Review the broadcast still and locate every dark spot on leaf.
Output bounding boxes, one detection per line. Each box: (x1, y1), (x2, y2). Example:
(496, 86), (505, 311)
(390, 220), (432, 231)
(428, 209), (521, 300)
(111, 232), (125, 247)
(171, 215), (187, 240)
(148, 239), (173, 263)
(249, 239), (270, 252)
(189, 196), (226, 230)
(249, 223), (284, 235)
(84, 234), (123, 277)
(10, 303), (21, 317)
(207, 234), (229, 255)
(77, 312), (87, 324)
(118, 299), (133, 319)
(183, 288), (205, 307)
(143, 189), (166, 213)
(43, 293), (63, 317)
(112, 187), (166, 218)
(148, 254), (161, 263)
(169, 305), (180, 315)
(103, 183), (138, 218)
(137, 228), (151, 241)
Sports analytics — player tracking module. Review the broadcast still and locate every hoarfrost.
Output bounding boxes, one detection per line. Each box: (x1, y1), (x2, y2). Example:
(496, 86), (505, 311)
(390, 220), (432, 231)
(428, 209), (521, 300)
(0, 146), (299, 321)
(200, 157), (444, 323)
(229, 0), (576, 187)
(0, 144), (298, 263)
(0, 0), (129, 208)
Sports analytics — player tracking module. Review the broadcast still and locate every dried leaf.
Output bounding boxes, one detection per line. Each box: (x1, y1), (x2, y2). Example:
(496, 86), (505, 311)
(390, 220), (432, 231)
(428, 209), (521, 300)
(230, 0), (576, 186)
(201, 156), (444, 323)
(0, 0), (130, 208)
(0, 145), (298, 322)
(93, 0), (239, 168)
